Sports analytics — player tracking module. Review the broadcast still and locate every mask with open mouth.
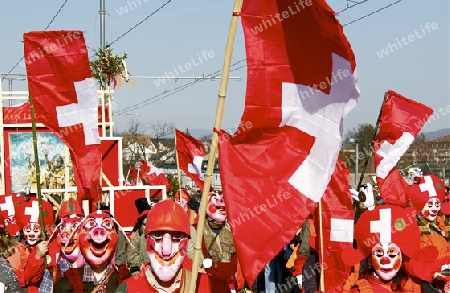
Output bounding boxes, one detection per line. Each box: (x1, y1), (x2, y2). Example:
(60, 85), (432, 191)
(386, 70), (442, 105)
(147, 231), (189, 282)
(78, 211), (118, 268)
(145, 200), (191, 283)
(420, 197), (441, 222)
(206, 192), (227, 223)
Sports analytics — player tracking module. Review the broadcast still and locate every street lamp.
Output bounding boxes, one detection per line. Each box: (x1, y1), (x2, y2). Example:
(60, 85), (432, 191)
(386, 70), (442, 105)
(349, 138), (360, 188)
(1, 74), (26, 106)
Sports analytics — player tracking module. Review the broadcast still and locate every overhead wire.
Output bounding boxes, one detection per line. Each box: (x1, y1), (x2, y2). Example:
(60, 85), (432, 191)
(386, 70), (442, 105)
(1, 0), (70, 81)
(109, 0), (173, 46)
(342, 0), (404, 27)
(115, 59), (246, 115)
(118, 0), (406, 115)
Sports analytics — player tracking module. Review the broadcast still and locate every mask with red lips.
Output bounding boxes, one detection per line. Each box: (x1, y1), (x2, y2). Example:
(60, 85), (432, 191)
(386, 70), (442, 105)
(206, 192), (227, 222)
(78, 212), (118, 268)
(146, 231), (189, 282)
(23, 222), (42, 246)
(371, 243), (402, 281)
(420, 197), (441, 222)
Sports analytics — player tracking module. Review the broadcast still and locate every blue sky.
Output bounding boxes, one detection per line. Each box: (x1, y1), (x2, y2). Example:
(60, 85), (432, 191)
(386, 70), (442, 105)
(0, 0), (448, 135)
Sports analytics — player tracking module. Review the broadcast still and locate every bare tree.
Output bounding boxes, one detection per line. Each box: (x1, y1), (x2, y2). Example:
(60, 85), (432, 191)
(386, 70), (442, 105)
(149, 121), (175, 149)
(118, 119), (155, 176)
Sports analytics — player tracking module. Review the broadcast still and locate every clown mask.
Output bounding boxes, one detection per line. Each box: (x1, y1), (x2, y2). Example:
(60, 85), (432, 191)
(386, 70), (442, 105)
(78, 213), (118, 268)
(206, 192), (227, 222)
(372, 243), (402, 281)
(420, 198), (441, 222)
(58, 216), (82, 262)
(146, 231), (189, 282)
(23, 222), (42, 246)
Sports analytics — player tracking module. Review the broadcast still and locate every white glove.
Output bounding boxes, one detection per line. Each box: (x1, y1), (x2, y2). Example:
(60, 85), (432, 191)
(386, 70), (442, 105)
(296, 275), (303, 289)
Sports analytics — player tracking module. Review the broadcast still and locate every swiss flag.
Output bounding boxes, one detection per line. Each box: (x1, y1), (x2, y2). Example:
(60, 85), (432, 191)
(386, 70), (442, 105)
(24, 31), (101, 202)
(373, 90), (433, 207)
(314, 158), (354, 292)
(218, 0), (359, 284)
(141, 162), (171, 193)
(175, 129), (206, 191)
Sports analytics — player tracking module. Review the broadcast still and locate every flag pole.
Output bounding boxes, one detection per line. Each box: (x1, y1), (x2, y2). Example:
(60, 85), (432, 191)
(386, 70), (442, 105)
(356, 91), (388, 189)
(188, 0), (242, 291)
(318, 200), (325, 292)
(174, 131), (182, 190)
(28, 94), (48, 270)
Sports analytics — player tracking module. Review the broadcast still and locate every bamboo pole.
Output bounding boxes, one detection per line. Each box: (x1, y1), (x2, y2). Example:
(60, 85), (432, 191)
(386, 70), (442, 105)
(28, 95), (47, 270)
(188, 0), (242, 291)
(356, 91), (389, 189)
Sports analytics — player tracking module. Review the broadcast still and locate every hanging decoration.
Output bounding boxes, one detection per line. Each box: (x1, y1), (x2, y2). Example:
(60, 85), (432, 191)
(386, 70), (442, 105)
(90, 45), (135, 89)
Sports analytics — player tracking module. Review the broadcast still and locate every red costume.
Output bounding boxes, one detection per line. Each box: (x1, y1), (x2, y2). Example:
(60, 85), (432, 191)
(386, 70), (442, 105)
(121, 199), (194, 292)
(342, 205), (422, 293)
(405, 174), (450, 290)
(15, 198), (55, 292)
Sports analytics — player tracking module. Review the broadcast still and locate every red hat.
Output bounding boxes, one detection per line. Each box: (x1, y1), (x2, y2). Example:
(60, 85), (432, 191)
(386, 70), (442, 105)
(174, 189), (190, 202)
(15, 199), (55, 229)
(356, 205), (420, 258)
(59, 198), (84, 218)
(344, 205), (420, 266)
(145, 199), (190, 237)
(0, 194), (25, 235)
(407, 174), (446, 212)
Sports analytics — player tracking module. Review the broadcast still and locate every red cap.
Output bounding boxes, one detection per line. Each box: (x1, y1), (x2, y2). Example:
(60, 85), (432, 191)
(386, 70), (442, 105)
(0, 194), (25, 235)
(407, 174), (446, 212)
(174, 189), (190, 202)
(59, 198), (84, 218)
(354, 205), (420, 260)
(145, 200), (190, 237)
(15, 199), (55, 229)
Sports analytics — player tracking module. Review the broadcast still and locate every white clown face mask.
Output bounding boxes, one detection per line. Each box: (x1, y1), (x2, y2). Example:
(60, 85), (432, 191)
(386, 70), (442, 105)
(23, 222), (42, 246)
(371, 243), (402, 281)
(420, 197), (441, 222)
(146, 231), (189, 282)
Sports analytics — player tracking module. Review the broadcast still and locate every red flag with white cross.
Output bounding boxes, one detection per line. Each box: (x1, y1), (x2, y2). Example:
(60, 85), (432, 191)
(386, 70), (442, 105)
(24, 31), (102, 202)
(175, 129), (207, 191)
(373, 90), (433, 207)
(218, 0), (359, 284)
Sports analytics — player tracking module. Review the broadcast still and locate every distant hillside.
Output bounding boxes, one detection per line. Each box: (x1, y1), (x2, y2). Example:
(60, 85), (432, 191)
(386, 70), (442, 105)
(423, 128), (450, 141)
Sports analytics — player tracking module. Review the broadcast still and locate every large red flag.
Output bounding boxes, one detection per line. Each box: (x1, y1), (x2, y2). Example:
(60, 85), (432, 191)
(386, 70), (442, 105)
(218, 0), (359, 284)
(175, 129), (206, 191)
(373, 90), (433, 207)
(315, 158), (354, 292)
(24, 31), (101, 202)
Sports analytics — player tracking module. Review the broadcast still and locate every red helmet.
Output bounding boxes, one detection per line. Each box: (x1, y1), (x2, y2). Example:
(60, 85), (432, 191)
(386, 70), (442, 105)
(145, 199), (190, 237)
(59, 198), (84, 218)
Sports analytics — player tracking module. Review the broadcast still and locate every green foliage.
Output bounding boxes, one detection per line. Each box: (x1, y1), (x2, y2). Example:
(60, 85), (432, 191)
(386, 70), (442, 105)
(90, 45), (128, 88)
(166, 173), (179, 196)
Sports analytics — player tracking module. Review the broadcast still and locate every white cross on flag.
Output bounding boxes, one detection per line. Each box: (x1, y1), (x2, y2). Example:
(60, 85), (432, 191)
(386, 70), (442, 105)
(218, 0), (359, 285)
(23, 31), (102, 202)
(373, 90), (433, 207)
